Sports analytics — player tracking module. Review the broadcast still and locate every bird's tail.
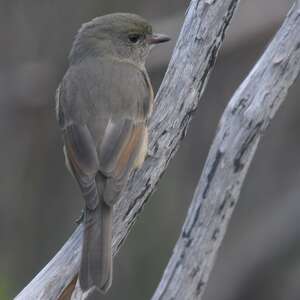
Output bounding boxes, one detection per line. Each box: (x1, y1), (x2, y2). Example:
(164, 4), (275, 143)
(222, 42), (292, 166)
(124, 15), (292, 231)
(79, 199), (113, 295)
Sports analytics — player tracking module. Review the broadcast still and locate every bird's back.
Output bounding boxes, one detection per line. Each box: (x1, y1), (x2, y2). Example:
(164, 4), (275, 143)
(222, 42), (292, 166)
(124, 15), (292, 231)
(57, 56), (153, 151)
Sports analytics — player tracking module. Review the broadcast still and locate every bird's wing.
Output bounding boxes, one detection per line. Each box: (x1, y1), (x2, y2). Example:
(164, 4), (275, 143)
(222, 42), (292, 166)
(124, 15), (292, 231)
(98, 118), (147, 205)
(56, 58), (152, 207)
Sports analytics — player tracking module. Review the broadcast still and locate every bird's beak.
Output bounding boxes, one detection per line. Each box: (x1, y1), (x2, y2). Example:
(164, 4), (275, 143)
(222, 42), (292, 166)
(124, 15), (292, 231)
(147, 33), (171, 45)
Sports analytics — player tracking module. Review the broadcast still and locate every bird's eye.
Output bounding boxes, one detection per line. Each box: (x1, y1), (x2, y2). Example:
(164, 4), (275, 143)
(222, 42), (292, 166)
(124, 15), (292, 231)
(128, 34), (142, 43)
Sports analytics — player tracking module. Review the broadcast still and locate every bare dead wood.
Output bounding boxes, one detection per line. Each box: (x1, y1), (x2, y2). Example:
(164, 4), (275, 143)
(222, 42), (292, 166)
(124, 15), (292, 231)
(15, 0), (240, 299)
(151, 2), (300, 300)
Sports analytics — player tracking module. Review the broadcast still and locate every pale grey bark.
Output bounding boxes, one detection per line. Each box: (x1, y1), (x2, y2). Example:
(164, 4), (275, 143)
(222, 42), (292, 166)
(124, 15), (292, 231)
(151, 0), (295, 68)
(15, 0), (240, 299)
(151, 2), (300, 300)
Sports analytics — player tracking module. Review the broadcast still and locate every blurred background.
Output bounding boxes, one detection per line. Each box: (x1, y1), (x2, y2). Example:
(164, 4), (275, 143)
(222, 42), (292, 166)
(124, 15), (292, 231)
(0, 0), (299, 299)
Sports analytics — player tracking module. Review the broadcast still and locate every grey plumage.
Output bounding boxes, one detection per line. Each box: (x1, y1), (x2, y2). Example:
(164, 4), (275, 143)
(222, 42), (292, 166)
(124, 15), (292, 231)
(56, 13), (169, 295)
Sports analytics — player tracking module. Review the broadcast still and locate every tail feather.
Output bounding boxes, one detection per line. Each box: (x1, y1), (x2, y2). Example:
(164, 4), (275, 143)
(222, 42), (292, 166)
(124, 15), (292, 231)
(79, 199), (113, 294)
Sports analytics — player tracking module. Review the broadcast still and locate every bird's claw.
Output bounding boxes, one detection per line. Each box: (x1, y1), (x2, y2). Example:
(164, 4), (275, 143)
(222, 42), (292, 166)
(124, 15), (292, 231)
(75, 209), (85, 224)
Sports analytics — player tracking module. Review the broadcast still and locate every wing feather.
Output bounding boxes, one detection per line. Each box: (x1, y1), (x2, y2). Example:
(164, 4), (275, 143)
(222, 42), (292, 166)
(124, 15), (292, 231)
(57, 58), (152, 207)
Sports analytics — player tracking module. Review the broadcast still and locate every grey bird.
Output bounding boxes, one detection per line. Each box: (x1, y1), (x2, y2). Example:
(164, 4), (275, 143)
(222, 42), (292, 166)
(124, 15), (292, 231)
(55, 13), (170, 296)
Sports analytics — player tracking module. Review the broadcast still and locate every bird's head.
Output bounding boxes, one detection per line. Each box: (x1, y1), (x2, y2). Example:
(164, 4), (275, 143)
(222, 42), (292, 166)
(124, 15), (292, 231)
(70, 13), (170, 66)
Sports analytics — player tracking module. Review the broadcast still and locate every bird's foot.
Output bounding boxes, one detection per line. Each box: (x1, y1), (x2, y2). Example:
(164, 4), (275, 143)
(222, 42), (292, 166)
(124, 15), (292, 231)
(75, 209), (85, 224)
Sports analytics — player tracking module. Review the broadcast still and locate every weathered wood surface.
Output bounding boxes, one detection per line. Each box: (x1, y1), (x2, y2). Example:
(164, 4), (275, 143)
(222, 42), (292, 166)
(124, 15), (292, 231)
(151, 2), (300, 300)
(15, 0), (240, 299)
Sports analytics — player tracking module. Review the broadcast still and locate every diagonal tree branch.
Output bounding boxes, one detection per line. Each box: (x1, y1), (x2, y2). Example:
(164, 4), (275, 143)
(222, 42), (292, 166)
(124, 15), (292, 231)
(15, 0), (240, 299)
(151, 2), (300, 300)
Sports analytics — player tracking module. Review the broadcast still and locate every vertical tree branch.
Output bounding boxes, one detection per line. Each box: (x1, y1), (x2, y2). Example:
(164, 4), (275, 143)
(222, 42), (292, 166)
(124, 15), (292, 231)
(152, 2), (300, 299)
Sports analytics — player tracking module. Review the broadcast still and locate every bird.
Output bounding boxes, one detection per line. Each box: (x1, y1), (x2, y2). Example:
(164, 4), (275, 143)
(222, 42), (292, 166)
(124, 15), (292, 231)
(55, 13), (170, 296)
